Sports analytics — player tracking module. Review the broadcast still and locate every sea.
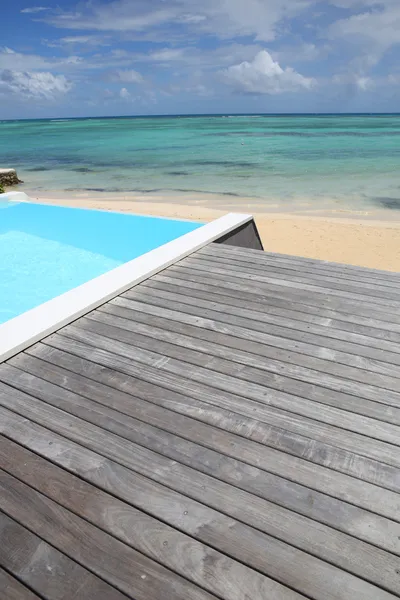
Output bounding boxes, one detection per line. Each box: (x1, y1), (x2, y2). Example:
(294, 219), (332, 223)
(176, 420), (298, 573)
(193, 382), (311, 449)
(1, 114), (400, 214)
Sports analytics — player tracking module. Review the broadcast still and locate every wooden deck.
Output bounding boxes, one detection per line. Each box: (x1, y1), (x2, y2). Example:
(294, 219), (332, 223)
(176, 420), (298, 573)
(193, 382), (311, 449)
(1, 241), (400, 600)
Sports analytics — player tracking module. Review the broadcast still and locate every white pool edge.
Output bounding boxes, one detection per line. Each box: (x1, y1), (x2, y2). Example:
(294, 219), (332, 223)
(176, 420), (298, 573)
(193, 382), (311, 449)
(0, 212), (252, 363)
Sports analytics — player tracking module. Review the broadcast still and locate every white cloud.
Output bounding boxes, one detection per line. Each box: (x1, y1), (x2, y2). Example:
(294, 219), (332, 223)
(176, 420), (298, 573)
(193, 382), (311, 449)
(0, 70), (72, 100)
(0, 46), (54, 70)
(356, 76), (373, 91)
(43, 0), (313, 42)
(119, 87), (130, 99)
(221, 50), (315, 94)
(326, 3), (400, 69)
(45, 35), (111, 48)
(272, 43), (326, 64)
(331, 72), (375, 94)
(21, 6), (50, 14)
(108, 69), (144, 83)
(148, 48), (186, 62)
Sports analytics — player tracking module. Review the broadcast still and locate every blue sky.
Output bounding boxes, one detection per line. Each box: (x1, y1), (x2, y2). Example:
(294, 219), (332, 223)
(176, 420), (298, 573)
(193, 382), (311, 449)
(1, 0), (399, 118)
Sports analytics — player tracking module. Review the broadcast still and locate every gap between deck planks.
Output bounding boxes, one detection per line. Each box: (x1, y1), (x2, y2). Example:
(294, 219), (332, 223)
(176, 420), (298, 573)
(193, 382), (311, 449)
(93, 300), (400, 425)
(179, 254), (400, 310)
(4, 344), (400, 522)
(28, 326), (400, 495)
(0, 567), (41, 600)
(2, 242), (400, 600)
(1, 437), (309, 600)
(0, 512), (130, 600)
(2, 346), (400, 522)
(1, 413), (399, 600)
(7, 346), (400, 553)
(6, 351), (400, 480)
(65, 306), (400, 407)
(199, 244), (400, 293)
(205, 243), (400, 284)
(167, 263), (400, 327)
(138, 277), (400, 353)
(190, 253), (400, 304)
(153, 266), (400, 336)
(120, 286), (400, 367)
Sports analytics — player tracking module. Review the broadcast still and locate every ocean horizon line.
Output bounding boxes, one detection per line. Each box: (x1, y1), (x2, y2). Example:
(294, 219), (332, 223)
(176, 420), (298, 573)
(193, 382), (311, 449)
(2, 112), (400, 123)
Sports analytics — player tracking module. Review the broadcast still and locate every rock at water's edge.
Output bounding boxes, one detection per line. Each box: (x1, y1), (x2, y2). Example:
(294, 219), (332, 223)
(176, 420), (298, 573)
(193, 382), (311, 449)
(0, 168), (23, 187)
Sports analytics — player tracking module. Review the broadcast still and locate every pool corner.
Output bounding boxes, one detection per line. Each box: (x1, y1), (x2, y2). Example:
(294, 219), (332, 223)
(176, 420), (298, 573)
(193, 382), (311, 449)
(0, 211), (254, 363)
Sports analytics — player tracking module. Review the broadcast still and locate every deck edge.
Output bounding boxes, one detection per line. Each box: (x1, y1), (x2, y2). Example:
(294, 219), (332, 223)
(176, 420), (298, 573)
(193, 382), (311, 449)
(0, 210), (252, 363)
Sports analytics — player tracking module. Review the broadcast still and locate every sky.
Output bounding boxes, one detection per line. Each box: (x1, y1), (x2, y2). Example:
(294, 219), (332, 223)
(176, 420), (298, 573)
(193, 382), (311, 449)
(1, 0), (399, 118)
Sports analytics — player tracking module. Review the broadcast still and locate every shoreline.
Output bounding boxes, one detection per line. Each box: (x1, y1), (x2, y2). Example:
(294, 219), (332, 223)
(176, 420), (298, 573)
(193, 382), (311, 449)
(23, 189), (400, 272)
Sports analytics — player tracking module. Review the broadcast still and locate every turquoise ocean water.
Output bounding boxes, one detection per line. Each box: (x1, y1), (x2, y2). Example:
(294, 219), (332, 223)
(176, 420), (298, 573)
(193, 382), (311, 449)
(1, 114), (400, 213)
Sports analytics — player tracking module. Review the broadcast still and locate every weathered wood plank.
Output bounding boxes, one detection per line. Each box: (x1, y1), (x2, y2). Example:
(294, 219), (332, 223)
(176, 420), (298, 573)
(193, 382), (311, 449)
(0, 512), (128, 600)
(206, 243), (400, 283)
(85, 307), (400, 445)
(156, 267), (400, 336)
(0, 568), (41, 600)
(102, 298), (400, 408)
(0, 470), (218, 600)
(191, 251), (400, 302)
(15, 349), (400, 552)
(2, 405), (400, 569)
(22, 344), (400, 474)
(181, 255), (400, 309)
(125, 285), (400, 364)
(41, 327), (400, 490)
(170, 263), (400, 326)
(200, 244), (400, 292)
(150, 270), (400, 342)
(141, 277), (400, 352)
(3, 368), (400, 524)
(6, 438), (396, 600)
(5, 355), (400, 497)
(31, 329), (400, 430)
(1, 438), (303, 600)
(2, 417), (400, 599)
(111, 294), (400, 386)
(76, 309), (400, 408)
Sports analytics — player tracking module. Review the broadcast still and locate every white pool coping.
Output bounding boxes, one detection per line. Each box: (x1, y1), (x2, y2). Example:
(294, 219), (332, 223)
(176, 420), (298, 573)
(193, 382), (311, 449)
(0, 210), (252, 363)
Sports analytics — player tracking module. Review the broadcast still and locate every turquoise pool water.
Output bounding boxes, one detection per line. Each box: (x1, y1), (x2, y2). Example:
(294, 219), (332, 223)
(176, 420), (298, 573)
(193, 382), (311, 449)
(0, 200), (202, 324)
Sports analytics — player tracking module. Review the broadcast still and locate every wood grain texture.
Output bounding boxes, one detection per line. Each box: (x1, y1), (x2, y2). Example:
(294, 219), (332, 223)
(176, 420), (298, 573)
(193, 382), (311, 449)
(153, 267), (400, 337)
(140, 277), (400, 353)
(0, 512), (129, 600)
(8, 349), (400, 486)
(8, 353), (400, 561)
(0, 470), (218, 600)
(0, 437), (303, 600)
(4, 354), (400, 501)
(125, 286), (400, 366)
(2, 417), (400, 599)
(205, 243), (400, 284)
(0, 568), (41, 600)
(198, 245), (400, 298)
(3, 366), (400, 526)
(106, 296), (400, 391)
(151, 271), (400, 342)
(169, 263), (400, 327)
(102, 296), (400, 405)
(3, 242), (400, 600)
(68, 312), (400, 432)
(180, 255), (400, 309)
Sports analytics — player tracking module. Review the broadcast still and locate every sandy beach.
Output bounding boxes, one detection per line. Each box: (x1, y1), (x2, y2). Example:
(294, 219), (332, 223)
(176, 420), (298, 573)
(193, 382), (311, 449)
(28, 190), (400, 273)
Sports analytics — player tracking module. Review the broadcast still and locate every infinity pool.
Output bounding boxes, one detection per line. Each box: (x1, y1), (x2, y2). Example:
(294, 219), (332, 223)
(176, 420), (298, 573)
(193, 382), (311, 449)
(0, 198), (202, 324)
